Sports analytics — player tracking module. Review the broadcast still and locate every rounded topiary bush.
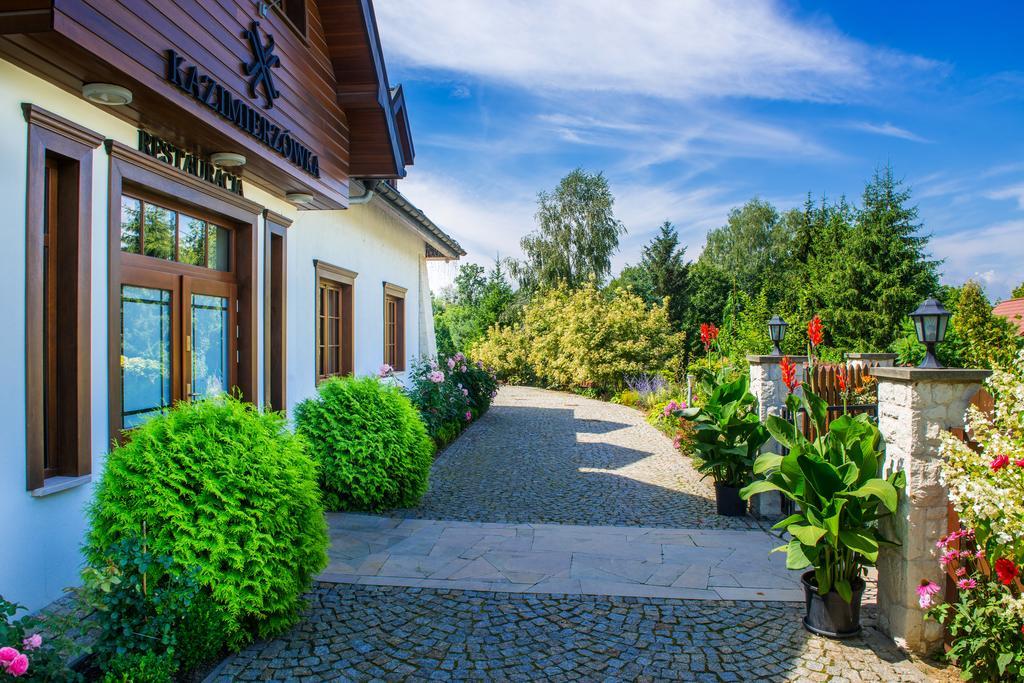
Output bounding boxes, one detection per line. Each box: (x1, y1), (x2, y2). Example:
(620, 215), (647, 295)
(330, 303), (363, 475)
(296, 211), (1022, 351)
(294, 376), (433, 511)
(88, 396), (328, 650)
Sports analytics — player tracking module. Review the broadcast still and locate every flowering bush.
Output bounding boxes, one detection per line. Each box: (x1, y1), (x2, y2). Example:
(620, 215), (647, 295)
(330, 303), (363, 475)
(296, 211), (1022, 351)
(647, 398), (695, 453)
(926, 349), (1024, 679)
(0, 595), (81, 681)
(405, 352), (497, 447)
(472, 283), (682, 394)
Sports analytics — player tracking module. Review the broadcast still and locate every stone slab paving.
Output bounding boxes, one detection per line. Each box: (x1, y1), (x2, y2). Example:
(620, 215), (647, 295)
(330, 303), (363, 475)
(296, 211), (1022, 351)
(389, 385), (757, 529)
(210, 583), (929, 682)
(321, 514), (805, 602)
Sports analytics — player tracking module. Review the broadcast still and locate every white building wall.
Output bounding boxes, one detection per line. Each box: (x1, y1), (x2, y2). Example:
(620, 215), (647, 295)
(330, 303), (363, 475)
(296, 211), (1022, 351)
(0, 59), (440, 610)
(285, 200), (428, 412)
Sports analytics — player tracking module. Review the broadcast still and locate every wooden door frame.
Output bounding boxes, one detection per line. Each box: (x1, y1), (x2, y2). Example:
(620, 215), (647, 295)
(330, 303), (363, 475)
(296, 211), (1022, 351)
(107, 141), (261, 442)
(183, 276), (238, 401)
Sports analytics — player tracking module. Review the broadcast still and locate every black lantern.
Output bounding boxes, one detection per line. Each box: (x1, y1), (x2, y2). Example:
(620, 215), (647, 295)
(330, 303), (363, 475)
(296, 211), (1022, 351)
(910, 298), (950, 369)
(768, 315), (788, 356)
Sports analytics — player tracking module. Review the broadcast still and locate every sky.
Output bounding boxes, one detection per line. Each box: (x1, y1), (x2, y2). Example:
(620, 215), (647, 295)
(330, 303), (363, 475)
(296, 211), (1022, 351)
(375, 1), (1024, 300)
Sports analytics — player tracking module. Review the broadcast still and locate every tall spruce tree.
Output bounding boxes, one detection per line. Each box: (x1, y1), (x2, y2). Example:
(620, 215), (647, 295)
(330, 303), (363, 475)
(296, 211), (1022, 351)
(638, 221), (689, 330)
(847, 165), (938, 349)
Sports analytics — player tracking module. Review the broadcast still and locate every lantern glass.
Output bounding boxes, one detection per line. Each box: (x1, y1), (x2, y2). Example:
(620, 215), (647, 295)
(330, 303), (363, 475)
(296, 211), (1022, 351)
(768, 316), (787, 343)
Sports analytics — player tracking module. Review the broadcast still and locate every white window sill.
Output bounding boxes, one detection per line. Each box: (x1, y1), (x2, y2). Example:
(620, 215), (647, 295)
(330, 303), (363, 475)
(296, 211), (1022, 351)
(31, 474), (92, 498)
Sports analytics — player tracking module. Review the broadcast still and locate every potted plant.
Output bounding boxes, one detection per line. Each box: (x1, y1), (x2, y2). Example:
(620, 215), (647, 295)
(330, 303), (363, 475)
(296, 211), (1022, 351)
(676, 372), (769, 516)
(740, 385), (905, 638)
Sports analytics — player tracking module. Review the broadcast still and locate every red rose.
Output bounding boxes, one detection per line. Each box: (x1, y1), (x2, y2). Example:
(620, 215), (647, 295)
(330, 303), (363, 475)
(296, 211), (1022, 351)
(995, 558), (1019, 586)
(991, 455), (1010, 471)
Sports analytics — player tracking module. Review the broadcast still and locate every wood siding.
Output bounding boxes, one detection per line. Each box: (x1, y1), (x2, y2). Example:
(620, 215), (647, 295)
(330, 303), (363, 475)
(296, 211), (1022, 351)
(1, 0), (366, 207)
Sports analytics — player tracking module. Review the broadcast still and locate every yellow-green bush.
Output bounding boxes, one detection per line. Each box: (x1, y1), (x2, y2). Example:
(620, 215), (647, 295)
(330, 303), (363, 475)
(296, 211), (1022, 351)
(473, 283), (683, 393)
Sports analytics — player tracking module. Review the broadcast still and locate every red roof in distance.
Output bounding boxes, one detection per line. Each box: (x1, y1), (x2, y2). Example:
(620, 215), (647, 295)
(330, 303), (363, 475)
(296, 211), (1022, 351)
(993, 297), (1024, 335)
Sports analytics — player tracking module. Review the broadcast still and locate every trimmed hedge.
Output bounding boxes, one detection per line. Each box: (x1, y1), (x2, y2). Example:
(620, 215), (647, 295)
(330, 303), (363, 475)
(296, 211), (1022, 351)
(294, 376), (433, 511)
(88, 397), (328, 650)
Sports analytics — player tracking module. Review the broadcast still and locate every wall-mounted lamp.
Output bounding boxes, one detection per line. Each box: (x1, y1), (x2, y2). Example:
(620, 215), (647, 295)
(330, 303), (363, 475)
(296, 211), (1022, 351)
(210, 152), (247, 168)
(82, 83), (133, 106)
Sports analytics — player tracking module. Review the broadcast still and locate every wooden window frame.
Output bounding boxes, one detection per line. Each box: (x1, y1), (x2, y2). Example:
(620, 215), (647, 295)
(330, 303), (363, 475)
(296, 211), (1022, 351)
(106, 140), (261, 443)
(23, 104), (102, 491)
(383, 282), (407, 372)
(314, 260), (355, 382)
(264, 210), (290, 411)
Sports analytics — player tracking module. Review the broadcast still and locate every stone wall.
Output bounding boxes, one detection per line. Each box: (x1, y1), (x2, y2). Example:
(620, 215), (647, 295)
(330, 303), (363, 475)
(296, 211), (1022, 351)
(872, 367), (990, 654)
(747, 355), (806, 518)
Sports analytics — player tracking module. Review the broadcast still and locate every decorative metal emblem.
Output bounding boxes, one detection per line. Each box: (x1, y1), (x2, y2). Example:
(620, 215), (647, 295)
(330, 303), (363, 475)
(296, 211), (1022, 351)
(243, 21), (281, 108)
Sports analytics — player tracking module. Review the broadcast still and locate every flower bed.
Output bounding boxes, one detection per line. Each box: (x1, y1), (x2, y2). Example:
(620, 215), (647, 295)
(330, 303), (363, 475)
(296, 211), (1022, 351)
(923, 349), (1024, 680)
(403, 351), (498, 447)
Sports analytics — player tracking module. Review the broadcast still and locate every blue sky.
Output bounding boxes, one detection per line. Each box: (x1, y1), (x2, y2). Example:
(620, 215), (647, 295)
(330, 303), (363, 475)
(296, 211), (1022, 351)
(375, 1), (1024, 299)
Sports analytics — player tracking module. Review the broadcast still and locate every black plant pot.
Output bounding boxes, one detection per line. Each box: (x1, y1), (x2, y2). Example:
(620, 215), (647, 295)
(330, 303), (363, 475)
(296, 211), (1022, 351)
(714, 482), (747, 516)
(801, 570), (864, 639)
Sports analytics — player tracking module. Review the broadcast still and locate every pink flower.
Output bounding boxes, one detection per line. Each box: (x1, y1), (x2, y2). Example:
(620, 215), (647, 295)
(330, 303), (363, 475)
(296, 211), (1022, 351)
(447, 358), (456, 370)
(460, 365), (468, 372)
(917, 580), (941, 609)
(21, 634), (41, 651)
(7, 654), (28, 677)
(489, 390), (497, 398)
(378, 364), (393, 378)
(428, 370), (445, 383)
(0, 649), (17, 665)
(991, 454), (1010, 471)
(476, 360), (483, 369)
(955, 567), (967, 577)
(672, 435), (683, 450)
(453, 352), (465, 363)
(464, 411), (472, 422)
(462, 388), (469, 396)
(939, 550), (957, 566)
(957, 578), (977, 590)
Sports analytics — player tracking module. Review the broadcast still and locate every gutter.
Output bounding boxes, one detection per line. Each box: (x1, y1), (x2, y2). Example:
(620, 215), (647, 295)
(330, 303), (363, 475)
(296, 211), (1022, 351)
(353, 179), (466, 260)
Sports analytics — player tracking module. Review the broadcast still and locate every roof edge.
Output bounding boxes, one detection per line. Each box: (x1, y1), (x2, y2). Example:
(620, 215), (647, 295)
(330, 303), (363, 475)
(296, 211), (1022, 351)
(361, 180), (465, 259)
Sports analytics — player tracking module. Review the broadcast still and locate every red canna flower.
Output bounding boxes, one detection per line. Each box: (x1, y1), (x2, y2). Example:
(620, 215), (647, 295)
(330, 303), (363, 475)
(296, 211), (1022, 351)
(780, 356), (800, 393)
(1015, 458), (1024, 468)
(807, 315), (824, 347)
(991, 454), (1010, 471)
(836, 365), (848, 392)
(699, 323), (720, 351)
(995, 558), (1019, 586)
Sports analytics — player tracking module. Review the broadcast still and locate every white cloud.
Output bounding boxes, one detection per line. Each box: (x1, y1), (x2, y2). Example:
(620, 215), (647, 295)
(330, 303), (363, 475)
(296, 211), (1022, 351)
(985, 183), (1024, 210)
(930, 220), (1024, 299)
(846, 121), (931, 143)
(376, 0), (933, 103)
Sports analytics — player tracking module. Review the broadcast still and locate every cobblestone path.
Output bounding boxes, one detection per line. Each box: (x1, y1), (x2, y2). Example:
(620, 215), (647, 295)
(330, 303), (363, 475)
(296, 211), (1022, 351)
(213, 584), (928, 682)
(210, 387), (936, 682)
(391, 385), (756, 529)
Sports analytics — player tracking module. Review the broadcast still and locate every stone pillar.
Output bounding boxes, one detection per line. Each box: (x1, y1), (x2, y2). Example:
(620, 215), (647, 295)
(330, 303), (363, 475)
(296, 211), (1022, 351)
(845, 352), (897, 371)
(872, 367), (991, 655)
(746, 355), (807, 518)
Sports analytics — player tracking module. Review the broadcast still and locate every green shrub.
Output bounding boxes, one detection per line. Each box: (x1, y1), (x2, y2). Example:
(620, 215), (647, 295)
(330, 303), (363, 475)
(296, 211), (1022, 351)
(473, 283), (682, 394)
(88, 396), (328, 650)
(295, 376), (433, 511)
(101, 651), (176, 683)
(77, 537), (227, 679)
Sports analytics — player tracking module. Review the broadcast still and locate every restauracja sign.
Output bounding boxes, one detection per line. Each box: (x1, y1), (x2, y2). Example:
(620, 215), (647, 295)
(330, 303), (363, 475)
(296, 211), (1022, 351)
(164, 22), (319, 178)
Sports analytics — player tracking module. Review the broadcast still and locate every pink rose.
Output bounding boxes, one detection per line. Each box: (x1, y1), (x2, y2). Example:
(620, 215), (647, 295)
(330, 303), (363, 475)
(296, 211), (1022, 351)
(7, 653), (29, 677)
(465, 411), (472, 422)
(21, 634), (41, 651)
(460, 365), (467, 372)
(462, 388), (468, 396)
(447, 358), (456, 370)
(0, 648), (17, 665)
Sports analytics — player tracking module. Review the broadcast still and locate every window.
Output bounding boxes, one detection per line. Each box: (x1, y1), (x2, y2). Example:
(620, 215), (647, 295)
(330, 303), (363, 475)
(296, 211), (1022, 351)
(314, 261), (355, 381)
(264, 211), (290, 411)
(23, 104), (101, 491)
(383, 283), (406, 371)
(120, 194), (231, 271)
(276, 0), (307, 37)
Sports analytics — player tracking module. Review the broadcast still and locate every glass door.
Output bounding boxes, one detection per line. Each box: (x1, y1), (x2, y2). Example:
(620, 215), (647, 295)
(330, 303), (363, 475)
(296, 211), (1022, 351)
(119, 267), (180, 429)
(183, 277), (237, 402)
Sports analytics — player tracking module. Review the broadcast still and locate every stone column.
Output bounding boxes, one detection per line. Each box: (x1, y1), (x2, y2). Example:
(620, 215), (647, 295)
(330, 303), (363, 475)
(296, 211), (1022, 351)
(844, 352), (897, 371)
(746, 355), (807, 518)
(872, 367), (990, 655)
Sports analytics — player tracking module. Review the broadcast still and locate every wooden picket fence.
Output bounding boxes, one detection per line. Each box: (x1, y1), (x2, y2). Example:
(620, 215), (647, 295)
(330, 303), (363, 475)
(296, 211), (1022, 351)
(782, 362), (881, 442)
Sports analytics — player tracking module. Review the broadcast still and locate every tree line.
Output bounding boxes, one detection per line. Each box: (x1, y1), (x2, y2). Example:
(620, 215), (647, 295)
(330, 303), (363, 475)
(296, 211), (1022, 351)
(434, 165), (1021, 371)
